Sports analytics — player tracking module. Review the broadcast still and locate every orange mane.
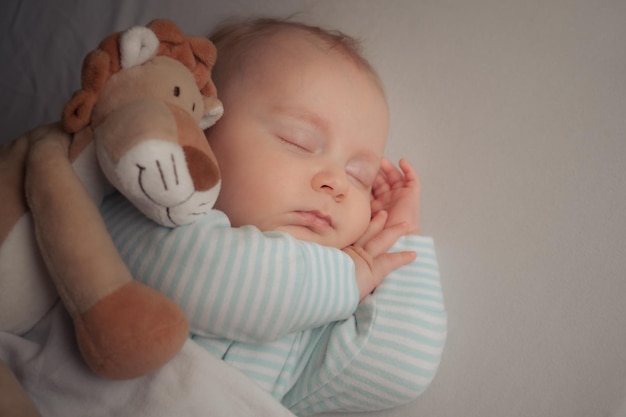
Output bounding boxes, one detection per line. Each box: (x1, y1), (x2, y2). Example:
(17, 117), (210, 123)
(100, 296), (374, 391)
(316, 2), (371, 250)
(62, 19), (217, 133)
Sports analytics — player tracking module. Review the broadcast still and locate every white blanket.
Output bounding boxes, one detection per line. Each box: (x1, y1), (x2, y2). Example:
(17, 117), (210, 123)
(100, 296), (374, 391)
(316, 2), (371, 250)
(0, 303), (295, 417)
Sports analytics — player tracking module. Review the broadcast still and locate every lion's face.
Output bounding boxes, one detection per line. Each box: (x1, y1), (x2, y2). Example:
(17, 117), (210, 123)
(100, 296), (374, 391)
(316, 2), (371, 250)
(93, 56), (222, 227)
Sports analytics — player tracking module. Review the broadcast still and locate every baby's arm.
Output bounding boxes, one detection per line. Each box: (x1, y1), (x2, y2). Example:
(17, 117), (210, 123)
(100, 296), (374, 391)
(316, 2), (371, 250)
(101, 194), (360, 343)
(283, 235), (447, 415)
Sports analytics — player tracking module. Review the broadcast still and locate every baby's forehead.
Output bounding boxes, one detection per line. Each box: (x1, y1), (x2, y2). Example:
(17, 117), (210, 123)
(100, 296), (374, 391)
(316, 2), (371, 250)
(282, 30), (384, 97)
(222, 26), (383, 90)
(243, 29), (344, 65)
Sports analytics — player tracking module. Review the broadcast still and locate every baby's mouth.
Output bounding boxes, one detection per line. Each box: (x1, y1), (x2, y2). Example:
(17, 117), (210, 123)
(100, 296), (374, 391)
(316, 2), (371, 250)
(295, 210), (333, 231)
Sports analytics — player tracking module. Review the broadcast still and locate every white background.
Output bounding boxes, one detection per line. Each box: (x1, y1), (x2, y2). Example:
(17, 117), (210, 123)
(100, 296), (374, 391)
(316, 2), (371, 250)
(2, 1), (625, 416)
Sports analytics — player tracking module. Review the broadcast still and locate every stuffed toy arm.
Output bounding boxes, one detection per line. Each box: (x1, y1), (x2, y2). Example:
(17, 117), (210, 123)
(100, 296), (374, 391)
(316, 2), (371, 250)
(25, 128), (189, 379)
(0, 125), (61, 335)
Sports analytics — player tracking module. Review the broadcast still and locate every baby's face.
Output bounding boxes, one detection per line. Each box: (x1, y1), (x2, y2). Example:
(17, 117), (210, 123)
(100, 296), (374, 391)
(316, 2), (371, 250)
(206, 31), (388, 249)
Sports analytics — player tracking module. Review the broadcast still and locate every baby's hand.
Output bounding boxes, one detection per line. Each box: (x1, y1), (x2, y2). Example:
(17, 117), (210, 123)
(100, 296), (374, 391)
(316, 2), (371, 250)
(343, 211), (416, 302)
(371, 158), (421, 235)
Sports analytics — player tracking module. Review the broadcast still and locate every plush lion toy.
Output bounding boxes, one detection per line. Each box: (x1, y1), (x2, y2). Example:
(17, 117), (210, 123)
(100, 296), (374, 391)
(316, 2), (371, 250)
(0, 19), (222, 380)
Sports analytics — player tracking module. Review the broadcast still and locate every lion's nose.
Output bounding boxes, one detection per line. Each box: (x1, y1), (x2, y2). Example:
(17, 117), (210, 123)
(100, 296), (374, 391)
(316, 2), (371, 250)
(183, 146), (220, 191)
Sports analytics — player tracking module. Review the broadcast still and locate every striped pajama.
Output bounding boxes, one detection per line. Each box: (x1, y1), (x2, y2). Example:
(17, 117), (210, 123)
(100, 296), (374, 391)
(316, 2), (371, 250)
(101, 192), (446, 415)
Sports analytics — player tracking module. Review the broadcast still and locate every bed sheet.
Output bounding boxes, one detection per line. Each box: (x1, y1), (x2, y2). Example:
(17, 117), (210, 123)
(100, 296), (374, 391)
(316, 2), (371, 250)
(0, 302), (295, 417)
(0, 0), (301, 144)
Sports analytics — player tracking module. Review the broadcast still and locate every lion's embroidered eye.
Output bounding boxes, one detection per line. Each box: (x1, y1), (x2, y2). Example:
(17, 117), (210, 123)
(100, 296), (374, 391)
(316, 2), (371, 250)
(192, 103), (196, 111)
(173, 86), (180, 97)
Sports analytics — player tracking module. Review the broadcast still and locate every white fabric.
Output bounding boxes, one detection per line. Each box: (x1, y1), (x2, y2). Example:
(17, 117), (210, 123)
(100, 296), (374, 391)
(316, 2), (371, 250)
(0, 214), (57, 335)
(0, 303), (295, 417)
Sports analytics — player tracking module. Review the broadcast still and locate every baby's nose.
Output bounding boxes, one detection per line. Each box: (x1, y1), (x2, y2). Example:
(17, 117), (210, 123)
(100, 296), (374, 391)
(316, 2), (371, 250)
(313, 169), (348, 202)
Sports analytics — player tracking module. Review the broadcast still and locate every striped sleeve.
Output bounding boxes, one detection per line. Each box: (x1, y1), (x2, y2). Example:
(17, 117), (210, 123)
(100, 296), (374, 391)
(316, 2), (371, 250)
(283, 235), (447, 416)
(100, 193), (360, 343)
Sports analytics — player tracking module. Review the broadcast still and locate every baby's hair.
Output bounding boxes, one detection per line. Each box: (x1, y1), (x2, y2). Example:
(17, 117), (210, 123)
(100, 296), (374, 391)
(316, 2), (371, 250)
(208, 17), (384, 93)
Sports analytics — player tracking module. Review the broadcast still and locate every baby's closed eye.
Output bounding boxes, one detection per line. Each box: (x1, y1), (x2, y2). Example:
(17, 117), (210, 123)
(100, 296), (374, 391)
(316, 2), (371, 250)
(275, 124), (323, 154)
(346, 161), (377, 189)
(278, 135), (316, 153)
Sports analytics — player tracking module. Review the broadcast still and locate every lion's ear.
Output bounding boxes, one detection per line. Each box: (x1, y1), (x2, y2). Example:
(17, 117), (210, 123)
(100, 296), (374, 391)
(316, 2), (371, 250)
(119, 26), (159, 69)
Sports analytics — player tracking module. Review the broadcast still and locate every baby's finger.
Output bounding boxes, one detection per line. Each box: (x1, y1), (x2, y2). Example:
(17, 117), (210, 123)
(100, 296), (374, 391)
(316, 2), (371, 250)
(379, 158), (404, 188)
(372, 250), (416, 281)
(371, 171), (390, 199)
(399, 158), (420, 188)
(354, 210), (387, 247)
(362, 221), (409, 257)
(370, 198), (386, 217)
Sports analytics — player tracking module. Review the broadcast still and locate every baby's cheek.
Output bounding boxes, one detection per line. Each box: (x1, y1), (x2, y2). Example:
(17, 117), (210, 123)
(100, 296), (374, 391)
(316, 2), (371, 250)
(345, 206), (372, 246)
